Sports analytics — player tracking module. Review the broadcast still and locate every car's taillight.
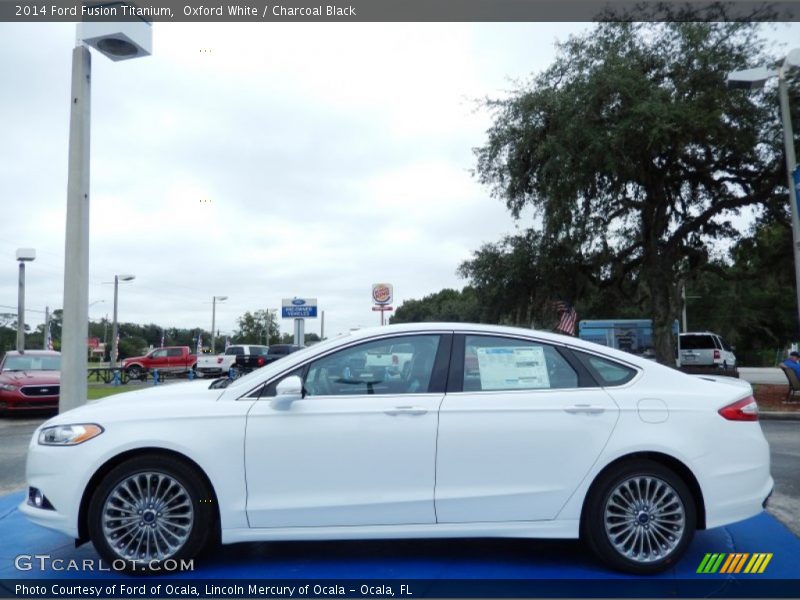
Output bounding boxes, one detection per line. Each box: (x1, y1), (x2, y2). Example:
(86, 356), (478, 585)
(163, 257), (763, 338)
(392, 354), (399, 365)
(714, 349), (720, 359)
(718, 396), (758, 421)
(257, 356), (265, 367)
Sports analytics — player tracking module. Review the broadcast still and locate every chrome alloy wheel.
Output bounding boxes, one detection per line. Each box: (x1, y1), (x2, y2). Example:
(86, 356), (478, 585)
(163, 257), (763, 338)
(101, 472), (194, 562)
(603, 475), (686, 564)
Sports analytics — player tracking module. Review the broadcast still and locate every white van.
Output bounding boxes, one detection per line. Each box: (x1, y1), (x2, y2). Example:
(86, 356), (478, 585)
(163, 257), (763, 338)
(678, 332), (737, 369)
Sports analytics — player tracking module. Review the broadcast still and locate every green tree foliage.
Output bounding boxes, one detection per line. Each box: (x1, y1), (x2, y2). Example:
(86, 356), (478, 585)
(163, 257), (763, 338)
(683, 205), (795, 364)
(459, 231), (644, 328)
(390, 288), (482, 324)
(474, 21), (789, 363)
(235, 310), (280, 345)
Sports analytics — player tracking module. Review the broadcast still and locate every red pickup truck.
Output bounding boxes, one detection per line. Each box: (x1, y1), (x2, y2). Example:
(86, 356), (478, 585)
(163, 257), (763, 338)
(121, 346), (197, 378)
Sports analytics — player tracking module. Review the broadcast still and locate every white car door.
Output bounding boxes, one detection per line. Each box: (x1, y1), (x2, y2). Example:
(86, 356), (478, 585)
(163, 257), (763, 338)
(436, 334), (621, 523)
(245, 333), (450, 528)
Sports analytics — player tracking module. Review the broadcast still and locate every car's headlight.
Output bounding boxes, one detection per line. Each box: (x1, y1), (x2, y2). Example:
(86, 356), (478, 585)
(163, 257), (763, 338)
(0, 383), (17, 392)
(38, 424), (104, 446)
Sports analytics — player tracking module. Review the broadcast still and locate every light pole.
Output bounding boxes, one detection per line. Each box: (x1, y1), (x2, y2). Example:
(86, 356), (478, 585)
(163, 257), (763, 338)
(728, 49), (800, 332)
(109, 275), (135, 371)
(211, 296), (228, 354)
(59, 12), (151, 413)
(15, 248), (36, 351)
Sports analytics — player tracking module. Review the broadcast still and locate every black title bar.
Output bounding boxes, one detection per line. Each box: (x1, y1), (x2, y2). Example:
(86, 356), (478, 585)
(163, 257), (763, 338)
(2, 0), (800, 22)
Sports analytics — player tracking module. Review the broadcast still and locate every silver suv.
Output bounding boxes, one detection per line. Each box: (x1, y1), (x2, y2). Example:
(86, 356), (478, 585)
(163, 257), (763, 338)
(678, 332), (736, 369)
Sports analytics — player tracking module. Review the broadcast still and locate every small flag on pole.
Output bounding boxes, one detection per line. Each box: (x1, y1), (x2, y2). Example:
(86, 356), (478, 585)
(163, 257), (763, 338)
(46, 322), (54, 351)
(555, 301), (577, 336)
(197, 334), (203, 354)
(113, 333), (120, 362)
(225, 336), (231, 350)
(160, 331), (165, 348)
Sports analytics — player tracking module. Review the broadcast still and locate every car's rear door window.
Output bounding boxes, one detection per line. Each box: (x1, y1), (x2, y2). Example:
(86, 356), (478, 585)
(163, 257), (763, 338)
(462, 335), (578, 391)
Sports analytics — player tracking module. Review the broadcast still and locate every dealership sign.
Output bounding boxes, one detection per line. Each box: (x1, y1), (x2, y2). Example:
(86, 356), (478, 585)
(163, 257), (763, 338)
(372, 283), (393, 306)
(282, 297), (318, 319)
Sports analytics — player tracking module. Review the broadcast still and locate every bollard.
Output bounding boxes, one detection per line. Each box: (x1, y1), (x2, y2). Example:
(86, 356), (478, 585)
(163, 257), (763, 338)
(153, 369), (160, 386)
(229, 367), (235, 379)
(188, 368), (194, 380)
(112, 369), (121, 387)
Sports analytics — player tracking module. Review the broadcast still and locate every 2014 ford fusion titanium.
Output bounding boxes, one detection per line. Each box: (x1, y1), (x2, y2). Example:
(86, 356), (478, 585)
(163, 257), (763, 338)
(21, 323), (772, 574)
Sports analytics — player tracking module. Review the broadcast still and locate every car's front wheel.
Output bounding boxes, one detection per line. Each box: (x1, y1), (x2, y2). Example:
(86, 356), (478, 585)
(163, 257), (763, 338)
(582, 459), (696, 574)
(88, 454), (216, 573)
(125, 365), (143, 380)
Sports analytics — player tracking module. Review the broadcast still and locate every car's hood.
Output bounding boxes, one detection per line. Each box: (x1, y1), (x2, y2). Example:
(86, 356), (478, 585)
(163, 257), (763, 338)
(0, 370), (60, 385)
(45, 380), (224, 426)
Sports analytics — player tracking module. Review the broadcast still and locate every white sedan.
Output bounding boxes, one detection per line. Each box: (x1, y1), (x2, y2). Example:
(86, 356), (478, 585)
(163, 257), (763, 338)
(21, 323), (772, 574)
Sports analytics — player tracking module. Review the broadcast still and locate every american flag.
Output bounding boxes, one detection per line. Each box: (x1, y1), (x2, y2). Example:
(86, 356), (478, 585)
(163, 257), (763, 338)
(225, 336), (231, 350)
(197, 334), (203, 354)
(160, 331), (165, 348)
(555, 301), (577, 336)
(46, 322), (54, 351)
(113, 333), (120, 362)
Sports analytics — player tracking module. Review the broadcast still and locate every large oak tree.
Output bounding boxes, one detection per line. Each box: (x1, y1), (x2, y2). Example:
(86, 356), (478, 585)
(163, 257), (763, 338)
(474, 21), (790, 363)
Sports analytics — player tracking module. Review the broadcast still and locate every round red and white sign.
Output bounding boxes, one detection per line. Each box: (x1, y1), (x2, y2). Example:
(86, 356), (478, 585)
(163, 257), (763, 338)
(372, 283), (393, 305)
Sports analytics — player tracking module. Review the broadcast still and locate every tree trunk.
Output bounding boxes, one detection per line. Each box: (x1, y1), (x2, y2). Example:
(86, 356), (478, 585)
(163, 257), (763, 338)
(644, 262), (678, 366)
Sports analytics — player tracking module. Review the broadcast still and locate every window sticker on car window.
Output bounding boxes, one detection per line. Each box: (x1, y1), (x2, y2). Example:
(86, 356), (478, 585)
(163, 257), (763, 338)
(476, 346), (550, 390)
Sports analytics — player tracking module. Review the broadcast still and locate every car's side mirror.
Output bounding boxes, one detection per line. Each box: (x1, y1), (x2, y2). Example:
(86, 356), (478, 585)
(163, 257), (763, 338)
(271, 375), (304, 410)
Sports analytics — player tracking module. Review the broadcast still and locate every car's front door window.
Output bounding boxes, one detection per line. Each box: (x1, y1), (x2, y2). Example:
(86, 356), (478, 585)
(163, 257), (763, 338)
(305, 335), (441, 396)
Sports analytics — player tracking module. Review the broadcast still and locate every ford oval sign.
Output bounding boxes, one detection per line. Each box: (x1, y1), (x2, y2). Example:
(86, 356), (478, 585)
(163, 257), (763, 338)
(291, 298), (306, 306)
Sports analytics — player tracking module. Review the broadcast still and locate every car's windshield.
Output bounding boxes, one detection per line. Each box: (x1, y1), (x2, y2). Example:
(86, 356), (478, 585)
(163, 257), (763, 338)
(2, 355), (61, 371)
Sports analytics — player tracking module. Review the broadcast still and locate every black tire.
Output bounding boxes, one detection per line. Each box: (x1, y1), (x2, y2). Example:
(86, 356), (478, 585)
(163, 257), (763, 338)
(582, 459), (696, 574)
(87, 454), (216, 574)
(125, 365), (143, 380)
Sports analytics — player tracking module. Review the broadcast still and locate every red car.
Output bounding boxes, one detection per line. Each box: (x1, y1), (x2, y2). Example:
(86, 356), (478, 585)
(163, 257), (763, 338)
(0, 350), (60, 413)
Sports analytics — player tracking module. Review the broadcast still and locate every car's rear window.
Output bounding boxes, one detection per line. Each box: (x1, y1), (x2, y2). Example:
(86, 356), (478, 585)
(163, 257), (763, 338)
(680, 335), (716, 350)
(573, 351), (638, 386)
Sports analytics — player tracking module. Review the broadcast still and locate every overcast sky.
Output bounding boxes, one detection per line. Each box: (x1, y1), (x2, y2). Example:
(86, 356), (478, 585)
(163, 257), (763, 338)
(2, 22), (799, 340)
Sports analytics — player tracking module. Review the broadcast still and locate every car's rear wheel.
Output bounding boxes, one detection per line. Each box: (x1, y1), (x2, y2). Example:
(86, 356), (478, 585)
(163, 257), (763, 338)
(125, 365), (143, 380)
(582, 459), (696, 574)
(88, 455), (215, 573)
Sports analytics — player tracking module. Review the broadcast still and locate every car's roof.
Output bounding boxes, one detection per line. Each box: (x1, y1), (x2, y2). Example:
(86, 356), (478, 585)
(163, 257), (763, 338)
(345, 322), (649, 363)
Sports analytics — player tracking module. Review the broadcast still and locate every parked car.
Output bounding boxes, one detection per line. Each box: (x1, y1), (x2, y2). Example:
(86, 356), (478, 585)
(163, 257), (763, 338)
(196, 344), (268, 377)
(257, 344), (303, 366)
(22, 323), (771, 574)
(120, 346), (197, 379)
(678, 332), (737, 370)
(0, 350), (60, 413)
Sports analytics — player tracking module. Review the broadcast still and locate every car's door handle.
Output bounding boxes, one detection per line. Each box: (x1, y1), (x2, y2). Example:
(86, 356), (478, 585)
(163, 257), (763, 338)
(564, 404), (605, 415)
(385, 406), (428, 416)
